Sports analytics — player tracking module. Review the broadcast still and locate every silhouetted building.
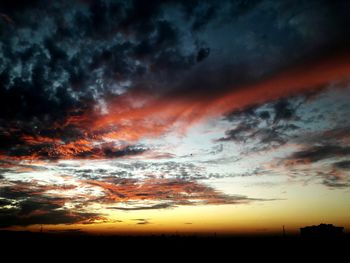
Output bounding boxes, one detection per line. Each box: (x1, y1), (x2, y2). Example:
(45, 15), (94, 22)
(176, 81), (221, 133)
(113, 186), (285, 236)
(300, 224), (344, 238)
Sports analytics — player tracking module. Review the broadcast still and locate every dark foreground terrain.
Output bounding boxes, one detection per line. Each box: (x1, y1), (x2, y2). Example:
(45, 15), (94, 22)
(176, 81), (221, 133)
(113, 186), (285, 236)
(0, 231), (349, 259)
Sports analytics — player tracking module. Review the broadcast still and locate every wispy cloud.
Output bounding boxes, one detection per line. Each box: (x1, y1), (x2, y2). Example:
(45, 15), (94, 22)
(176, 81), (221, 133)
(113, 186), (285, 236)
(108, 204), (173, 211)
(0, 167), (273, 227)
(86, 178), (264, 207)
(132, 219), (151, 225)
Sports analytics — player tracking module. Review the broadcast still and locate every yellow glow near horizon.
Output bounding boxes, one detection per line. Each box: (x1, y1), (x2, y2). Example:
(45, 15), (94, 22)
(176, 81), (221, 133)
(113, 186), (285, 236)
(9, 186), (350, 235)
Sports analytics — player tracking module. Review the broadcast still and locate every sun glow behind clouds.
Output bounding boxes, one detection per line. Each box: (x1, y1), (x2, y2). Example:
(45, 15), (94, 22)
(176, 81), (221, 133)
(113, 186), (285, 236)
(2, 0), (350, 234)
(2, 86), (350, 233)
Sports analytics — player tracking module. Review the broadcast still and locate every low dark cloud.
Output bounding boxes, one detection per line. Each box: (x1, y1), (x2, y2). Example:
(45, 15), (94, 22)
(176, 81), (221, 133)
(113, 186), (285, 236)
(103, 145), (147, 158)
(132, 218), (150, 225)
(288, 146), (350, 163)
(280, 123), (350, 188)
(0, 182), (103, 227)
(218, 98), (301, 150)
(108, 203), (172, 211)
(0, 207), (101, 228)
(322, 178), (350, 188)
(333, 160), (350, 170)
(217, 87), (350, 189)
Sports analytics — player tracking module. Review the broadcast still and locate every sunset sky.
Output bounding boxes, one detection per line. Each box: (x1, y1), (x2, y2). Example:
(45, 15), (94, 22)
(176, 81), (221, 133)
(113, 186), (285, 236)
(1, 0), (350, 235)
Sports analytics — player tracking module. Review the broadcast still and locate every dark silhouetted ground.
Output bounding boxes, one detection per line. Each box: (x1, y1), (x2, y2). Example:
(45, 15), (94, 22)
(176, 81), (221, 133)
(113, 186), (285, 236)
(0, 230), (349, 259)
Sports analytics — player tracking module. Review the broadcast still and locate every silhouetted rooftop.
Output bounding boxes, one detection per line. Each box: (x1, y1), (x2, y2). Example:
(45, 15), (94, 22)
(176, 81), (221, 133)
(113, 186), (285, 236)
(300, 224), (344, 237)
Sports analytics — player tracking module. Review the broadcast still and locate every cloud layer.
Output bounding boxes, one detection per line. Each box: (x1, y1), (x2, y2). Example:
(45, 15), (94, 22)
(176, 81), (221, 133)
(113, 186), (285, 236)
(1, 0), (350, 161)
(1, 1), (350, 229)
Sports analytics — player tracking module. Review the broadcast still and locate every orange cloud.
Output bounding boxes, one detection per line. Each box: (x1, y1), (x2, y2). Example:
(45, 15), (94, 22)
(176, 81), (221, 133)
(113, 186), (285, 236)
(84, 178), (252, 207)
(52, 139), (95, 159)
(21, 135), (62, 145)
(85, 52), (350, 143)
(3, 53), (350, 161)
(206, 53), (350, 117)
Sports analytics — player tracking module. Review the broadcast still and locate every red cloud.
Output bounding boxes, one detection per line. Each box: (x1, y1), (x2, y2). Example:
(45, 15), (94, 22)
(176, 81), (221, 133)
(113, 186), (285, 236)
(3, 52), (350, 160)
(87, 52), (350, 142)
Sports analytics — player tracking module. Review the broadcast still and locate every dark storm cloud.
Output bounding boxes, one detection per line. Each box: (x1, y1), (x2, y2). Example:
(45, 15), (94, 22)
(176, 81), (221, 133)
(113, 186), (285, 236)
(0, 0), (214, 123)
(0, 0), (214, 156)
(1, 0), (350, 159)
(1, 0), (349, 114)
(167, 0), (350, 98)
